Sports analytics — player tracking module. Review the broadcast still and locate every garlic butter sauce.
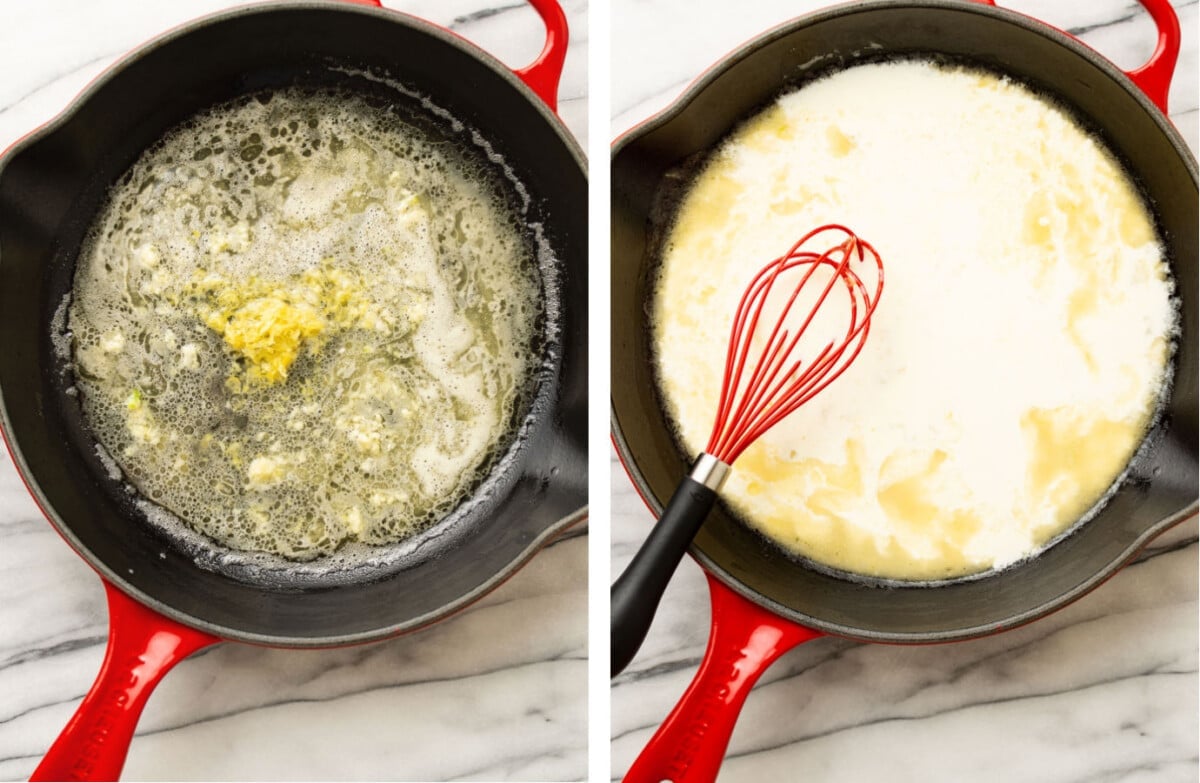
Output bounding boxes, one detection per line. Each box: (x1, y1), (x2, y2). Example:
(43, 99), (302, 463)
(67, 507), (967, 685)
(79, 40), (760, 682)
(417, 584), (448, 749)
(68, 88), (543, 561)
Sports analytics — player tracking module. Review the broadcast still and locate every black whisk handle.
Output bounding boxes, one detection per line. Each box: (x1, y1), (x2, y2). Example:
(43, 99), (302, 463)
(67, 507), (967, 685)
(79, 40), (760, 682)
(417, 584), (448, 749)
(611, 476), (718, 677)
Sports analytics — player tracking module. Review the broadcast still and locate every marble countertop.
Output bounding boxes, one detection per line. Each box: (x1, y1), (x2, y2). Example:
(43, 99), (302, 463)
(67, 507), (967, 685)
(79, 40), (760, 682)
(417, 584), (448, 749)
(0, 1), (587, 781)
(610, 1), (1198, 781)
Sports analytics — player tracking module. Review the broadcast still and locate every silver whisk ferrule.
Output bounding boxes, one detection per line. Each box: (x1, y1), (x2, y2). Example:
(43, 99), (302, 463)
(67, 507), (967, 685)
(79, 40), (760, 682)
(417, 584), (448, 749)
(689, 452), (731, 491)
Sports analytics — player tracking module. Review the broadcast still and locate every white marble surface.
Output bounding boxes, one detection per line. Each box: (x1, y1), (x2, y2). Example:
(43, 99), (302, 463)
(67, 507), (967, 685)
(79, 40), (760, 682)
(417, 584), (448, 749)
(610, 1), (1199, 781)
(0, 1), (587, 781)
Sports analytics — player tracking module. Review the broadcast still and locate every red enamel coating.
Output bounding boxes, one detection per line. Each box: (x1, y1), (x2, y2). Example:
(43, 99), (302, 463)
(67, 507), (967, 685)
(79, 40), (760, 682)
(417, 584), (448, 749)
(29, 583), (219, 782)
(360, 0), (569, 112)
(987, 0), (1178, 112)
(1125, 0), (1180, 113)
(970, 0), (1178, 114)
(512, 0), (569, 112)
(624, 575), (822, 783)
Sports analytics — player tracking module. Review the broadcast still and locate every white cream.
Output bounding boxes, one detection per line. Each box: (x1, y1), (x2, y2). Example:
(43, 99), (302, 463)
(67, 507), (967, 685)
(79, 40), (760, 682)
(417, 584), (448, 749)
(654, 62), (1174, 581)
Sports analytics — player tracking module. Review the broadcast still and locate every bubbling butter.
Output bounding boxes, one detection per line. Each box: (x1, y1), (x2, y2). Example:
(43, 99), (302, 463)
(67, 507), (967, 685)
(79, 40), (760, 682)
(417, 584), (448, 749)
(652, 61), (1175, 581)
(69, 88), (542, 560)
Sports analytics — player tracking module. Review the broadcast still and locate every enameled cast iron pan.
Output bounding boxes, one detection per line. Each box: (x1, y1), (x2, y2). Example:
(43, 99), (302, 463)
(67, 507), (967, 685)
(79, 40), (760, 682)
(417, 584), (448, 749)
(0, 1), (586, 779)
(611, 0), (1197, 779)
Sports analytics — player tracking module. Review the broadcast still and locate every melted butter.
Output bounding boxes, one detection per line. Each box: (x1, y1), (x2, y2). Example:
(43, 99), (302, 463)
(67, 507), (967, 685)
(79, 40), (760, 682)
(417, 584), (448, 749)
(826, 125), (856, 157)
(736, 442), (992, 580)
(877, 449), (949, 526)
(737, 439), (865, 508)
(667, 155), (745, 252)
(741, 104), (796, 151)
(876, 449), (985, 566)
(68, 88), (541, 561)
(1021, 407), (1143, 535)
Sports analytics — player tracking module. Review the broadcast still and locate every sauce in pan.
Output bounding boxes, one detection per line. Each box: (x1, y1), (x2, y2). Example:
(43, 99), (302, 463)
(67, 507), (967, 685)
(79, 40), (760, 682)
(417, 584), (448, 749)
(653, 61), (1176, 581)
(68, 88), (542, 560)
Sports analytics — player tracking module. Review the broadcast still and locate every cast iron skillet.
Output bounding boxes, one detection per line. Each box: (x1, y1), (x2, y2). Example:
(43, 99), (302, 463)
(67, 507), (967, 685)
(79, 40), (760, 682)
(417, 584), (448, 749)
(0, 1), (586, 779)
(611, 0), (1196, 779)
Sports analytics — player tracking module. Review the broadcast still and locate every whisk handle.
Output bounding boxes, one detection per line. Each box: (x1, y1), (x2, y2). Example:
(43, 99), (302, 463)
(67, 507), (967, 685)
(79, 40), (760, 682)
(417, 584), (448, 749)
(611, 476), (718, 677)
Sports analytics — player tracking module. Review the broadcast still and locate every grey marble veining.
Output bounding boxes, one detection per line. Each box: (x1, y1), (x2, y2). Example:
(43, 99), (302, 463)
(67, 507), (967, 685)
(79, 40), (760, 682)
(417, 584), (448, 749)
(610, 1), (1198, 781)
(0, 2), (588, 780)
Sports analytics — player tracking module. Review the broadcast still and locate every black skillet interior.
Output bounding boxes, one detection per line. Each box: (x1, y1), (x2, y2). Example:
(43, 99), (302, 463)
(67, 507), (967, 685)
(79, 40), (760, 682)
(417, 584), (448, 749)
(611, 1), (1198, 643)
(0, 3), (587, 645)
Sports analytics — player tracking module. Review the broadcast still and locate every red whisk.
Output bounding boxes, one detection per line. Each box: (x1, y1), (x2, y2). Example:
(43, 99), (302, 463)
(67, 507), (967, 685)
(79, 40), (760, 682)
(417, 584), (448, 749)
(612, 225), (884, 676)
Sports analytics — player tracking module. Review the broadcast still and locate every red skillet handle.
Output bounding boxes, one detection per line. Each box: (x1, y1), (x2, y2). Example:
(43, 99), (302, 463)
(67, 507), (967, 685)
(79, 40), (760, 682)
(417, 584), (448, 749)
(30, 581), (219, 782)
(512, 0), (569, 113)
(1125, 0), (1180, 113)
(623, 575), (823, 783)
(343, 0), (568, 113)
(980, 0), (1179, 113)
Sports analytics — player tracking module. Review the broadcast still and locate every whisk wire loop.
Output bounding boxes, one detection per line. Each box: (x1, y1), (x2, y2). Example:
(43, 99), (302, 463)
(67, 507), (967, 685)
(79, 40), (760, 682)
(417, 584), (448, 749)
(705, 224), (884, 463)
